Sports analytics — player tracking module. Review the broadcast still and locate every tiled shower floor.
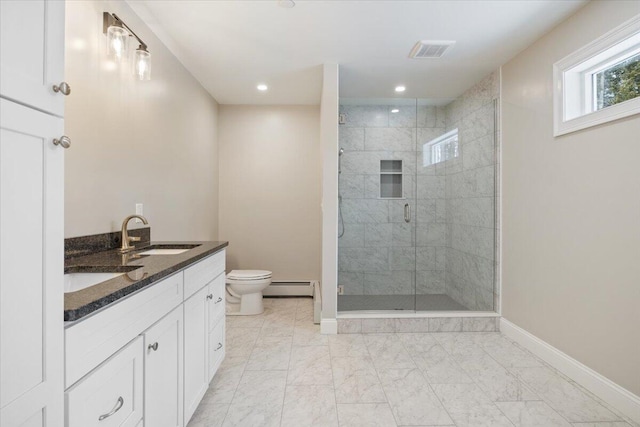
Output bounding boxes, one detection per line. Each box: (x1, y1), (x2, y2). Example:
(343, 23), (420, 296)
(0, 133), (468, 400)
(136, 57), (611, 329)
(188, 297), (636, 427)
(338, 293), (469, 312)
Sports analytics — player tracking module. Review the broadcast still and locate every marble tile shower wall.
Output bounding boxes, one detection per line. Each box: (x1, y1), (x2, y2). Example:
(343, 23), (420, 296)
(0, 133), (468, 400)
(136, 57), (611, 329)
(337, 104), (447, 296)
(442, 71), (499, 311)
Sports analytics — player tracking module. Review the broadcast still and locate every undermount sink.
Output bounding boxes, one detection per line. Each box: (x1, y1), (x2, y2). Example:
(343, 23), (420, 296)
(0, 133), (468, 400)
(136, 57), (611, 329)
(137, 248), (190, 255)
(64, 272), (125, 293)
(136, 244), (200, 256)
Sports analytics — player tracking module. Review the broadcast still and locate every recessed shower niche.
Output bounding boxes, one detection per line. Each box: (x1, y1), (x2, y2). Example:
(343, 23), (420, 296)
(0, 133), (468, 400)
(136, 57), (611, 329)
(379, 160), (403, 199)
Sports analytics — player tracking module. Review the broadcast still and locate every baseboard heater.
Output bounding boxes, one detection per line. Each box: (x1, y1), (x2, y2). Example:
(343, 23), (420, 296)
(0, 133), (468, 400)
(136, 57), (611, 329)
(263, 280), (321, 324)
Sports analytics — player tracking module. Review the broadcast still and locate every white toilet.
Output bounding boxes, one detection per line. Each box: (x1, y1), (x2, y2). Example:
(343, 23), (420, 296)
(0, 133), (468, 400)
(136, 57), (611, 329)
(225, 270), (272, 315)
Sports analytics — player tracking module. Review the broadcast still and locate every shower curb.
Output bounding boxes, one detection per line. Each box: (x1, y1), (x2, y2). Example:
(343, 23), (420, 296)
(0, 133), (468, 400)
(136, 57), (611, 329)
(336, 316), (499, 334)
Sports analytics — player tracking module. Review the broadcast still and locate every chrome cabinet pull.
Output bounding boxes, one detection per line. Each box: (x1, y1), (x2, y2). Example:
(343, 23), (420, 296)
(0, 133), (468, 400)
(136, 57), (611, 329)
(148, 342), (159, 351)
(53, 135), (71, 149)
(98, 396), (124, 421)
(215, 297), (222, 304)
(206, 294), (213, 300)
(214, 342), (222, 351)
(404, 203), (411, 223)
(52, 81), (71, 95)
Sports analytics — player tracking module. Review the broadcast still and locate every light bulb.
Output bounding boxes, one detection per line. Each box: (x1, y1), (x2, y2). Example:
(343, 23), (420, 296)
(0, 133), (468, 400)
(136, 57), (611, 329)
(134, 47), (151, 81)
(395, 86), (406, 93)
(106, 25), (129, 61)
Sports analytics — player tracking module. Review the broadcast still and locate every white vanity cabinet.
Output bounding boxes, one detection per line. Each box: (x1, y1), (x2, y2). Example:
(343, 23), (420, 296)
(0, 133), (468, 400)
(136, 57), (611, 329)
(0, 0), (66, 425)
(64, 250), (226, 427)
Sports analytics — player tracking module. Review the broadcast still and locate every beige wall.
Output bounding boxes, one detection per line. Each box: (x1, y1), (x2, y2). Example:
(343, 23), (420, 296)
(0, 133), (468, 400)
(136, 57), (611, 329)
(218, 105), (321, 282)
(502, 0), (640, 396)
(64, 0), (219, 240)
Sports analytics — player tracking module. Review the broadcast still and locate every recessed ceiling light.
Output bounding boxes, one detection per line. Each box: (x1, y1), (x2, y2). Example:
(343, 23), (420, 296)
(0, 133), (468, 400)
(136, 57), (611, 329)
(257, 84), (268, 91)
(395, 86), (406, 93)
(278, 0), (295, 8)
(391, 109), (400, 113)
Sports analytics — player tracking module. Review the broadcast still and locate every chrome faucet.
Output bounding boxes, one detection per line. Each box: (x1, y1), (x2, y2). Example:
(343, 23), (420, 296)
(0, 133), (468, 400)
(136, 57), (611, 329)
(119, 214), (149, 254)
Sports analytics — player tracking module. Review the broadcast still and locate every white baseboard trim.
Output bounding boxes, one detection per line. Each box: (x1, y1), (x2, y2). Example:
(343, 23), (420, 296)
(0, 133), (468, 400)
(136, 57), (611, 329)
(320, 319), (337, 335)
(501, 318), (640, 424)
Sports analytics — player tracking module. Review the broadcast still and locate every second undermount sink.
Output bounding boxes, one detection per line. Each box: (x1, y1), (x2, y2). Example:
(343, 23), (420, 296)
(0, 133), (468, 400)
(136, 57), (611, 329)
(136, 244), (200, 256)
(138, 248), (190, 255)
(64, 272), (125, 293)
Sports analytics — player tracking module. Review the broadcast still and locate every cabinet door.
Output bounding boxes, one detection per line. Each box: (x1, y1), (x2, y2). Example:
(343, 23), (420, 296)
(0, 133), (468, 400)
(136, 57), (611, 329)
(143, 306), (184, 427)
(0, 99), (64, 426)
(183, 286), (208, 426)
(207, 273), (226, 331)
(65, 337), (143, 427)
(208, 320), (225, 383)
(0, 0), (65, 116)
(206, 274), (226, 382)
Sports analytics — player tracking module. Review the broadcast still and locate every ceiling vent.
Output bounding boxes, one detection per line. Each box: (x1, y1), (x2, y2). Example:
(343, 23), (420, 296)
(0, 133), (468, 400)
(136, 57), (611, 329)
(409, 40), (456, 59)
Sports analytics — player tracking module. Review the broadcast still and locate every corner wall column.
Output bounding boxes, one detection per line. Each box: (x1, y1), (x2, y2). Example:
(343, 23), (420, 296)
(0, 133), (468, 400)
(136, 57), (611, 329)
(320, 63), (339, 334)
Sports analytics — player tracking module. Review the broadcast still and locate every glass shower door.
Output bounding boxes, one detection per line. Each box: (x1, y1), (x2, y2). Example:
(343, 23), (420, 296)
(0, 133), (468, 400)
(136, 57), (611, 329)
(337, 99), (417, 312)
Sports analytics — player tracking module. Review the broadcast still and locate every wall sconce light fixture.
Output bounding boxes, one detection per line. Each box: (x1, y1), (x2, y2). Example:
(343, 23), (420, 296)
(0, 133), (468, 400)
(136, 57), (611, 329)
(103, 12), (151, 80)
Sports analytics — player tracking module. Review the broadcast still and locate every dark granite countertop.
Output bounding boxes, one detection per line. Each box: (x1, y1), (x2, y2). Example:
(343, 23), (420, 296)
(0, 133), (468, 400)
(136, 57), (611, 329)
(64, 241), (228, 323)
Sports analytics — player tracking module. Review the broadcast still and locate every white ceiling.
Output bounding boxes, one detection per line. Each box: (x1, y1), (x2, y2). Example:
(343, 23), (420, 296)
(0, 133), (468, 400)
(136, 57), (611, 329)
(127, 0), (587, 105)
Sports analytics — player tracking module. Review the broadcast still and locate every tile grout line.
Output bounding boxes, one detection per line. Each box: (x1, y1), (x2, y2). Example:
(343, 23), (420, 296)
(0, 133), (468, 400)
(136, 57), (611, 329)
(363, 333), (398, 426)
(327, 332), (341, 426)
(397, 333), (458, 427)
(279, 300), (303, 426)
(490, 398), (518, 427)
(432, 333), (521, 426)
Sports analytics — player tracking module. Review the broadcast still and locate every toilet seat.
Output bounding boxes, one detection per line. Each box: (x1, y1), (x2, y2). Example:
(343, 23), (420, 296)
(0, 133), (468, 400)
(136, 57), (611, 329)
(226, 270), (272, 281)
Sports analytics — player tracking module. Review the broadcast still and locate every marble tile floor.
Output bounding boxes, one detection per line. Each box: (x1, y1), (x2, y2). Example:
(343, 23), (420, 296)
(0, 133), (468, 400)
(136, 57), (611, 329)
(188, 297), (636, 427)
(338, 294), (469, 312)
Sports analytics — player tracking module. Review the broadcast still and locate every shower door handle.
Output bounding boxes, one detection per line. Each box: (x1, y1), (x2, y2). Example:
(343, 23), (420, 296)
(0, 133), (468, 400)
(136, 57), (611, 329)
(404, 203), (411, 223)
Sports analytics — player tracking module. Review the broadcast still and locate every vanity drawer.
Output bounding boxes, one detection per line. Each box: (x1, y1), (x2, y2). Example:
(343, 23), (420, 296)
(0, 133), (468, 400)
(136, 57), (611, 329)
(184, 250), (225, 300)
(207, 272), (225, 331)
(66, 336), (143, 427)
(207, 320), (225, 382)
(65, 272), (183, 388)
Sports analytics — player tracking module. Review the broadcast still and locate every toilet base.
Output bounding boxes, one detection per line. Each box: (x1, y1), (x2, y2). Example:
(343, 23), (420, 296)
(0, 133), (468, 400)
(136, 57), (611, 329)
(226, 290), (264, 316)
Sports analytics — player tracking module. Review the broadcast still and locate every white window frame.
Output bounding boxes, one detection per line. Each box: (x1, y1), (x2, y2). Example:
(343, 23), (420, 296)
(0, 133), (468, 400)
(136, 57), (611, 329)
(553, 14), (640, 136)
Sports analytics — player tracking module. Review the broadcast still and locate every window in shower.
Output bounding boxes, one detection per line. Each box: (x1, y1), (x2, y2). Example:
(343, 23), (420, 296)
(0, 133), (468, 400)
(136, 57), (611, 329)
(379, 160), (403, 199)
(423, 128), (459, 167)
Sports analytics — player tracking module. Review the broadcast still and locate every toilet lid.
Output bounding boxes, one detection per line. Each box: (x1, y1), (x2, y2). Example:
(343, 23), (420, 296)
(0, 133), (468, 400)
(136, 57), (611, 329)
(227, 270), (272, 280)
